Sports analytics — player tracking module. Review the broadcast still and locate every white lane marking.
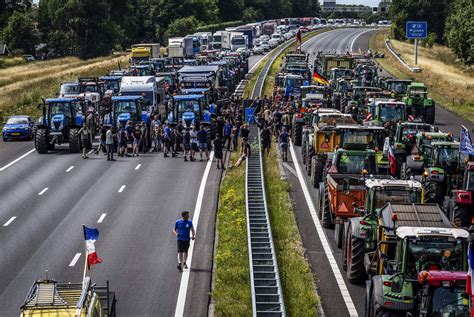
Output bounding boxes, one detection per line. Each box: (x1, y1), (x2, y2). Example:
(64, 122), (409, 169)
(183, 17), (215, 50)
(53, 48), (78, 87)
(69, 253), (81, 267)
(118, 185), (126, 193)
(0, 148), (36, 172)
(66, 166), (74, 173)
(3, 216), (16, 227)
(38, 187), (49, 196)
(282, 162), (298, 178)
(135, 164), (141, 170)
(97, 213), (107, 223)
(350, 29), (374, 53)
(88, 149), (94, 154)
(174, 151), (214, 317)
(289, 145), (359, 317)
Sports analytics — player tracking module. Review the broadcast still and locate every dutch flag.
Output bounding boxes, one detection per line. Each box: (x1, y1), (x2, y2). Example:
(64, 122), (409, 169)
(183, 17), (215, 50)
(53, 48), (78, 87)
(84, 226), (102, 268)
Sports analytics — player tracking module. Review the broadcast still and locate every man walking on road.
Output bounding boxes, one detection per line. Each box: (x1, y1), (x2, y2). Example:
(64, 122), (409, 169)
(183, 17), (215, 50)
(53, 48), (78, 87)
(279, 127), (289, 162)
(173, 211), (195, 272)
(105, 126), (115, 161)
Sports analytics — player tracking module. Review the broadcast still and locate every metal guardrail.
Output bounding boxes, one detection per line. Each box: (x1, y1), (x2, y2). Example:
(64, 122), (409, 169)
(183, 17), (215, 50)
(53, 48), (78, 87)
(385, 38), (422, 73)
(246, 125), (285, 317)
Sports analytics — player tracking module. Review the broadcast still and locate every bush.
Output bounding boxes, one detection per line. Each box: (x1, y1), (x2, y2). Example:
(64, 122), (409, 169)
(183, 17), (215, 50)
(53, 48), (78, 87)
(445, 0), (474, 65)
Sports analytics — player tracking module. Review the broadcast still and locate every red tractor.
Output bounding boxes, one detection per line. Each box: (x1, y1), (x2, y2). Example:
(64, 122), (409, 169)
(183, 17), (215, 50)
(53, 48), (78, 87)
(443, 161), (474, 227)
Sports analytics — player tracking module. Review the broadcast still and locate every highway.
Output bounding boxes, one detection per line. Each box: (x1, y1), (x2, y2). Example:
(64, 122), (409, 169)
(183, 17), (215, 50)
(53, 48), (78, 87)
(280, 28), (474, 317)
(1, 28), (473, 316)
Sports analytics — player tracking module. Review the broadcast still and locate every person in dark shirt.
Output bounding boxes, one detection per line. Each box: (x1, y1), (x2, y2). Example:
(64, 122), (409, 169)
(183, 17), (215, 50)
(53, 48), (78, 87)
(182, 128), (191, 162)
(279, 127), (289, 162)
(117, 124), (128, 157)
(235, 137), (250, 167)
(260, 126), (272, 156)
(197, 126), (209, 161)
(213, 137), (224, 169)
(132, 124), (142, 157)
(216, 116), (225, 140)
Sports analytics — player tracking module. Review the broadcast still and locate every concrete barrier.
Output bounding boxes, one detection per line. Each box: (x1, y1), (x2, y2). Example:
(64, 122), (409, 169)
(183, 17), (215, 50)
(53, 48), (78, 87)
(385, 38), (422, 73)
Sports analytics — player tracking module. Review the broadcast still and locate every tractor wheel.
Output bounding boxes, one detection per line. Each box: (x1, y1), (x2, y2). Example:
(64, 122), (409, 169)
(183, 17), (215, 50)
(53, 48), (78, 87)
(423, 182), (444, 205)
(335, 221), (343, 248)
(311, 157), (325, 188)
(453, 204), (469, 228)
(36, 128), (49, 154)
(424, 104), (435, 125)
(400, 162), (411, 180)
(32, 124), (37, 148)
(342, 223), (348, 270)
(305, 152), (312, 176)
(368, 285), (403, 317)
(322, 186), (334, 229)
(318, 183), (325, 220)
(347, 224), (367, 284)
(442, 196), (454, 220)
(293, 124), (303, 146)
(301, 135), (307, 157)
(69, 128), (80, 153)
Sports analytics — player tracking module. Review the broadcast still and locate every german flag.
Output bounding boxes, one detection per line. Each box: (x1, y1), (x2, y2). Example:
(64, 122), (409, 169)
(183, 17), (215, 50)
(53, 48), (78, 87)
(313, 70), (329, 86)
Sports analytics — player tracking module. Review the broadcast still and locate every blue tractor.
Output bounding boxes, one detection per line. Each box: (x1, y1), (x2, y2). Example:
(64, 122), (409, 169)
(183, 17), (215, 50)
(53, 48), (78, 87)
(34, 98), (84, 154)
(168, 94), (211, 127)
(181, 88), (217, 114)
(105, 96), (152, 146)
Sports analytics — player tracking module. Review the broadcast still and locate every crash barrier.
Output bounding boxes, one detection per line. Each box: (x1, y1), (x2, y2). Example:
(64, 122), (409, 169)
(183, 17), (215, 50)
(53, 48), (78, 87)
(385, 38), (422, 73)
(246, 125), (286, 316)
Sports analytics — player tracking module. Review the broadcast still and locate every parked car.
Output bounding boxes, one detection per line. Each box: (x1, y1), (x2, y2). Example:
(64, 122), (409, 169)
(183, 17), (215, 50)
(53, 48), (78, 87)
(252, 45), (265, 55)
(22, 54), (35, 62)
(260, 41), (270, 51)
(2, 115), (34, 141)
(268, 39), (279, 49)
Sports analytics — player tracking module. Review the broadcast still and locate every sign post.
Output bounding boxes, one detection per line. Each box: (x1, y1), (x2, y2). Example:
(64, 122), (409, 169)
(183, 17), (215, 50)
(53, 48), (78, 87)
(406, 21), (427, 65)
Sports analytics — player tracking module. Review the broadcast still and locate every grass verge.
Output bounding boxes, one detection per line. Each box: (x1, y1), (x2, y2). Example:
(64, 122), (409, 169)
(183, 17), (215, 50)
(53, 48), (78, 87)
(212, 152), (252, 316)
(370, 31), (474, 123)
(263, 145), (319, 316)
(0, 56), (27, 69)
(243, 53), (270, 99)
(0, 54), (128, 127)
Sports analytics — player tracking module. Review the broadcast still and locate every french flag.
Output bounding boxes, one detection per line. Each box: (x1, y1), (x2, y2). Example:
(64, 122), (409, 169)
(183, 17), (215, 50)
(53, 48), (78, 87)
(467, 240), (474, 317)
(84, 226), (102, 268)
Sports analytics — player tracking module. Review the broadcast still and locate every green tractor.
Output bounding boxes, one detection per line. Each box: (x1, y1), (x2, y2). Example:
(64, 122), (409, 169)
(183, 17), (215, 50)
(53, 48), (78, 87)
(392, 122), (433, 176)
(343, 179), (423, 283)
(362, 101), (406, 133)
(403, 82), (435, 124)
(383, 79), (412, 100)
(365, 202), (469, 316)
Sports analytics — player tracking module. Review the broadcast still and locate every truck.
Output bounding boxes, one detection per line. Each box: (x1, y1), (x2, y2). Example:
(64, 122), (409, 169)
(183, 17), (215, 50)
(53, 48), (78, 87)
(193, 32), (212, 51)
(262, 22), (277, 35)
(119, 76), (166, 110)
(235, 26), (255, 48)
(316, 54), (355, 78)
(221, 31), (247, 51)
(131, 43), (161, 64)
(20, 276), (116, 316)
(211, 31), (222, 50)
(167, 37), (194, 58)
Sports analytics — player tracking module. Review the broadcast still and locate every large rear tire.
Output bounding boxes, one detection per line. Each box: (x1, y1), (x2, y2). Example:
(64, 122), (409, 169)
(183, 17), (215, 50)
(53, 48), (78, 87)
(69, 128), (80, 153)
(322, 186), (333, 229)
(453, 204), (469, 228)
(347, 224), (367, 284)
(423, 182), (444, 206)
(305, 152), (312, 176)
(311, 157), (325, 188)
(293, 124), (302, 146)
(424, 104), (435, 125)
(36, 128), (49, 154)
(335, 221), (343, 248)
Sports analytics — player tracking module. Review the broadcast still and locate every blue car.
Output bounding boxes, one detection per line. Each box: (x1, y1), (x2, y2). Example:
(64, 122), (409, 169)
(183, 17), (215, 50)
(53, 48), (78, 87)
(2, 115), (34, 141)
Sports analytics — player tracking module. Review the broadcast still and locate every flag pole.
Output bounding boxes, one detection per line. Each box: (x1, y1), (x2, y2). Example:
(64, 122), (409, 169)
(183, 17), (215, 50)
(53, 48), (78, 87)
(82, 224), (88, 280)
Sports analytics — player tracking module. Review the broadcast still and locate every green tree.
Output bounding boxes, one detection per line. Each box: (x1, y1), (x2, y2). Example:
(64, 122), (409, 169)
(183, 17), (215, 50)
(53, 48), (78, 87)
(164, 16), (200, 40)
(445, 0), (474, 65)
(218, 0), (244, 21)
(390, 0), (450, 44)
(2, 10), (37, 54)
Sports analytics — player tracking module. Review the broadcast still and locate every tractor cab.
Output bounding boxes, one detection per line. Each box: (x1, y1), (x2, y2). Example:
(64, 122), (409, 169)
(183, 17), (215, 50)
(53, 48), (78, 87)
(99, 76), (122, 95)
(329, 68), (353, 83)
(363, 101), (406, 128)
(129, 64), (154, 76)
(417, 270), (470, 317)
(35, 98), (84, 153)
(384, 79), (412, 99)
(20, 276), (116, 316)
(300, 85), (329, 99)
(403, 82), (435, 124)
(394, 122), (433, 156)
(181, 88), (216, 112)
(281, 74), (304, 98)
(59, 82), (80, 98)
(329, 149), (377, 175)
(169, 94), (210, 127)
(108, 96), (145, 127)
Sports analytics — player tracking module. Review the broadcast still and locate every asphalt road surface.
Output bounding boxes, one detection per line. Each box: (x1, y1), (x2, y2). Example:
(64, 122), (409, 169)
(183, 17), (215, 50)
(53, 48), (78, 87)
(282, 28), (474, 317)
(0, 138), (221, 315)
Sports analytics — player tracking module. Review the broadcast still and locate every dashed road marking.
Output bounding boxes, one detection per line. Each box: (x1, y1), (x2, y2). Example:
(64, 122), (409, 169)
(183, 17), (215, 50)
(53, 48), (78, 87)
(97, 213), (107, 223)
(135, 164), (141, 170)
(289, 145), (359, 317)
(174, 151), (214, 317)
(118, 185), (126, 193)
(0, 148), (36, 172)
(69, 253), (81, 267)
(66, 166), (74, 173)
(38, 187), (49, 196)
(3, 216), (16, 227)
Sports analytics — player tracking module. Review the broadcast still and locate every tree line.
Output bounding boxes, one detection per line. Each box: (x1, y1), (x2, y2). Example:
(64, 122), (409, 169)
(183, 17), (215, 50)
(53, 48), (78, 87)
(0, 0), (320, 59)
(390, 0), (473, 65)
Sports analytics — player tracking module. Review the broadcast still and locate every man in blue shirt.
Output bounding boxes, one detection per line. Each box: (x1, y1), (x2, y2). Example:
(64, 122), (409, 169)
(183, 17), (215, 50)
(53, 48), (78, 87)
(173, 211), (196, 272)
(223, 118), (233, 151)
